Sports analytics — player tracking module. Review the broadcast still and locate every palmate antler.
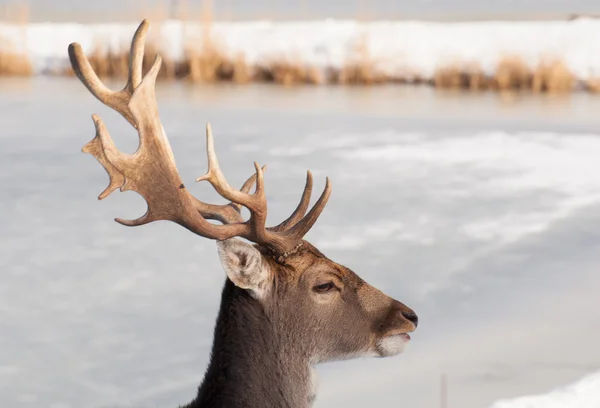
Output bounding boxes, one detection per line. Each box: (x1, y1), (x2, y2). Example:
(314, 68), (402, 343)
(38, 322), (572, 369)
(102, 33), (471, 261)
(69, 20), (331, 257)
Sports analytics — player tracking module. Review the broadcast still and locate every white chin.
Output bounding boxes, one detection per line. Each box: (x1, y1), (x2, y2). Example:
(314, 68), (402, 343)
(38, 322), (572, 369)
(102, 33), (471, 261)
(375, 335), (409, 357)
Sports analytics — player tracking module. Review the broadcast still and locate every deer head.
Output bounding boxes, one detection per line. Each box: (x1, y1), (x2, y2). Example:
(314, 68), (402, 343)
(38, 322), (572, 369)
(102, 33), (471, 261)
(70, 20), (418, 407)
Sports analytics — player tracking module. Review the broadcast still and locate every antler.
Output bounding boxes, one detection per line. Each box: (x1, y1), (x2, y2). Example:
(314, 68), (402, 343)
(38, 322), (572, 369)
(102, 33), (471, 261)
(70, 19), (331, 256)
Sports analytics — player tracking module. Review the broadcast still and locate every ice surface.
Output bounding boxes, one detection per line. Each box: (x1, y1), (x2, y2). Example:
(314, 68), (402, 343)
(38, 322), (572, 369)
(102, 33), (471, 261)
(1, 80), (600, 408)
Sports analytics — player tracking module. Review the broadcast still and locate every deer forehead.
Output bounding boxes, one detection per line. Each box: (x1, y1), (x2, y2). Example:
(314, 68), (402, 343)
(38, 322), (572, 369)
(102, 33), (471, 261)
(277, 253), (355, 283)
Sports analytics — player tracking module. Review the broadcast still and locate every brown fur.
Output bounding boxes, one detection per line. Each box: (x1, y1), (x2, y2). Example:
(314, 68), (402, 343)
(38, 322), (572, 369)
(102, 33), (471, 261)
(184, 241), (417, 408)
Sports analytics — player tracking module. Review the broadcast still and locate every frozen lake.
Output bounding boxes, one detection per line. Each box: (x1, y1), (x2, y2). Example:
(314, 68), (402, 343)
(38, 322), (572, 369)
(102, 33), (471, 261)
(1, 79), (600, 408)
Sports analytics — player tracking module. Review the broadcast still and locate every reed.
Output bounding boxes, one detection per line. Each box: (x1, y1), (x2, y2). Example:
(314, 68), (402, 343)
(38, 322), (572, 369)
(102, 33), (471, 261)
(432, 57), (576, 93)
(434, 62), (490, 91)
(0, 1), (29, 24)
(585, 78), (600, 93)
(532, 58), (574, 93)
(181, 45), (232, 83)
(493, 55), (532, 91)
(0, 39), (33, 76)
(466, 63), (488, 91)
(59, 40), (177, 79)
(255, 59), (323, 85)
(335, 62), (384, 85)
(48, 45), (590, 94)
(433, 64), (470, 89)
(334, 34), (386, 85)
(177, 0), (244, 83)
(0, 1), (33, 76)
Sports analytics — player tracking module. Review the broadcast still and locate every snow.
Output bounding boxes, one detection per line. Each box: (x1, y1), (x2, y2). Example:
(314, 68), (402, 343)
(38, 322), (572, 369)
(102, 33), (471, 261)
(490, 371), (600, 408)
(2, 18), (600, 81)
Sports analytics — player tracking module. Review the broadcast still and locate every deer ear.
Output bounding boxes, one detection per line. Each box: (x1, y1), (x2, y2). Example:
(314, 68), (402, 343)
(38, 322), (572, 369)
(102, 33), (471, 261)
(217, 238), (271, 299)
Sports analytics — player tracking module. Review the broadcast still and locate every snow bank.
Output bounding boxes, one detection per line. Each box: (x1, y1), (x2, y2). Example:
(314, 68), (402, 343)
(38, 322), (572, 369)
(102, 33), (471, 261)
(491, 371), (600, 408)
(1, 18), (600, 81)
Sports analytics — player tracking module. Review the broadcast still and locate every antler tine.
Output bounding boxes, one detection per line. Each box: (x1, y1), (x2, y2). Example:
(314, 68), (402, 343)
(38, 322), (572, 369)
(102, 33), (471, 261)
(193, 122), (333, 251)
(68, 19), (151, 127)
(270, 171), (313, 232)
(192, 166), (267, 225)
(128, 19), (149, 90)
(280, 177), (332, 242)
(195, 123), (273, 243)
(196, 123), (266, 213)
(82, 114), (126, 200)
(230, 165), (268, 213)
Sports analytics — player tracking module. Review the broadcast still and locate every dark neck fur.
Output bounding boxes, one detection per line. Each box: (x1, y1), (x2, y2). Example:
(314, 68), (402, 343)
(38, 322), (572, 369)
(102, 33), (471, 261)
(183, 280), (312, 408)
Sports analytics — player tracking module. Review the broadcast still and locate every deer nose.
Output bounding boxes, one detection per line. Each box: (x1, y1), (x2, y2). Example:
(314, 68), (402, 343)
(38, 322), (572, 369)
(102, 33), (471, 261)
(402, 310), (419, 328)
(382, 300), (419, 331)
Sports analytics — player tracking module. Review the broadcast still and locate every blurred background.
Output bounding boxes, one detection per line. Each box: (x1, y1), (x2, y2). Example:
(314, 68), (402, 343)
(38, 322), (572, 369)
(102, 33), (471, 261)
(1, 1), (600, 408)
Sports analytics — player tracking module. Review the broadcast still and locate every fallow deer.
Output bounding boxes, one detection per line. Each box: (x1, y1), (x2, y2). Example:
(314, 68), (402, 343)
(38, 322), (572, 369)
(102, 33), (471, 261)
(69, 20), (418, 408)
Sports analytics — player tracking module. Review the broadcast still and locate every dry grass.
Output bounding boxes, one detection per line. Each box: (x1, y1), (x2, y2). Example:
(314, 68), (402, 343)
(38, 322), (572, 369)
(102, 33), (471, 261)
(433, 62), (489, 91)
(465, 63), (488, 91)
(585, 78), (600, 93)
(433, 64), (464, 89)
(532, 58), (574, 93)
(81, 43), (127, 78)
(178, 4), (247, 84)
(60, 39), (176, 80)
(433, 63), (493, 91)
(177, 0), (249, 84)
(432, 56), (575, 94)
(181, 45), (234, 83)
(46, 42), (589, 94)
(254, 59), (322, 86)
(0, 39), (33, 75)
(180, 49), (324, 86)
(493, 56), (575, 93)
(334, 62), (386, 85)
(333, 34), (387, 85)
(0, 2), (29, 24)
(0, 2), (33, 76)
(493, 55), (532, 91)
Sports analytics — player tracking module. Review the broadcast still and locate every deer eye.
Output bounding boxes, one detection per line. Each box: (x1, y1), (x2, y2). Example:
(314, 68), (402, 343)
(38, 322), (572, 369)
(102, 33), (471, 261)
(313, 282), (335, 293)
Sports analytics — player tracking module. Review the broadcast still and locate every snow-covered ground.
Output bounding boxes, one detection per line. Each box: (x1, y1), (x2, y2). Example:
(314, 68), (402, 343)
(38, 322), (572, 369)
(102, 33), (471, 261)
(2, 18), (600, 82)
(491, 371), (600, 408)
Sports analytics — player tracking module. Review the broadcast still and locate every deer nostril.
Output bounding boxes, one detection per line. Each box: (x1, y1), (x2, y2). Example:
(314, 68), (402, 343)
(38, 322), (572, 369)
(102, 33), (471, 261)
(402, 311), (419, 328)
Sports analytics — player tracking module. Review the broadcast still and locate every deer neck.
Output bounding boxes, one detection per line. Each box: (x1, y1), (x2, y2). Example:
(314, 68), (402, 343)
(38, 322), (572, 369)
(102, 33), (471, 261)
(188, 280), (314, 408)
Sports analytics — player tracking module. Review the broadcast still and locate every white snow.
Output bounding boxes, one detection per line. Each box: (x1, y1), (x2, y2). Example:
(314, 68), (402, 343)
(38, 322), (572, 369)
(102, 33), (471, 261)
(2, 18), (600, 81)
(324, 130), (600, 247)
(490, 371), (600, 408)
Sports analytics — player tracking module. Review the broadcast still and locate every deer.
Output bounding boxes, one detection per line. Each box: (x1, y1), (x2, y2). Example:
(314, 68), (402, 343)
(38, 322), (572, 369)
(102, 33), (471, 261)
(68, 20), (419, 408)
